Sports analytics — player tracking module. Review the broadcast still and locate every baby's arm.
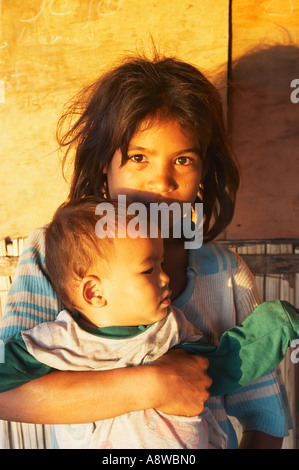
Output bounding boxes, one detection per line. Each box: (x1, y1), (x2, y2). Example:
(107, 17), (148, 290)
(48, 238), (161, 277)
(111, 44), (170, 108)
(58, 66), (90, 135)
(178, 300), (299, 396)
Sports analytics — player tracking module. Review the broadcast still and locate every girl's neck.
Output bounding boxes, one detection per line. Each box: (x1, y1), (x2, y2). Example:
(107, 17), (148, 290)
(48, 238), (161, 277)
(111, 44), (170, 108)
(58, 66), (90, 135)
(163, 239), (188, 300)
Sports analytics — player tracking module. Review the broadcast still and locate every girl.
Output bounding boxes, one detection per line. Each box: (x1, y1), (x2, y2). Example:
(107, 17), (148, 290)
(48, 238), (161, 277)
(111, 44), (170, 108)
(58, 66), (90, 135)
(0, 53), (291, 448)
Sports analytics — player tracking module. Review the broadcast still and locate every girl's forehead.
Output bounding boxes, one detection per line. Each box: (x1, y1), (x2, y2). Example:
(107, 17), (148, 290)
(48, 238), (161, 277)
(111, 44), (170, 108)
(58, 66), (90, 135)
(130, 116), (198, 145)
(135, 115), (186, 133)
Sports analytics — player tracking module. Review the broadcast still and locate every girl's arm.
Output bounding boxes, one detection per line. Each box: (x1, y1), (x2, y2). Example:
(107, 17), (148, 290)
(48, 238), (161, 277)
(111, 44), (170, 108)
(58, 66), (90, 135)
(0, 349), (211, 424)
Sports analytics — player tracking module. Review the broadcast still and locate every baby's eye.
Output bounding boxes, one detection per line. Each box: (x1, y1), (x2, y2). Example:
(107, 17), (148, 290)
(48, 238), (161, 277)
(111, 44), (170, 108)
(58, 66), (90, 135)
(129, 154), (147, 163)
(141, 267), (153, 275)
(175, 156), (193, 166)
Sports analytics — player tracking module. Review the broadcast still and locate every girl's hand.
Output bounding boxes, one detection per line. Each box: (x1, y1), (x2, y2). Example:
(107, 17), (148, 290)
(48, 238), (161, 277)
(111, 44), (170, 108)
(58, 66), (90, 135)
(150, 348), (211, 416)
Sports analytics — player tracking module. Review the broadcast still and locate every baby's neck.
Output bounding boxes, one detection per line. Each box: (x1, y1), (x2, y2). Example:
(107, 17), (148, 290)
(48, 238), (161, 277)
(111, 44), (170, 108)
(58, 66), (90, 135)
(76, 312), (99, 328)
(163, 240), (188, 300)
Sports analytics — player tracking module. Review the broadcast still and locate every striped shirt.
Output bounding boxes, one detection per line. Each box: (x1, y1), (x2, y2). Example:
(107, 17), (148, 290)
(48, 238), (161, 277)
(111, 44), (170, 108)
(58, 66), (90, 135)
(0, 227), (292, 448)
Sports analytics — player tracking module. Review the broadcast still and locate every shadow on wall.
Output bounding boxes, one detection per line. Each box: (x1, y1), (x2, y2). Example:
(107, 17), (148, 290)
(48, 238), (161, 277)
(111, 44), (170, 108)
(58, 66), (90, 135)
(218, 43), (299, 239)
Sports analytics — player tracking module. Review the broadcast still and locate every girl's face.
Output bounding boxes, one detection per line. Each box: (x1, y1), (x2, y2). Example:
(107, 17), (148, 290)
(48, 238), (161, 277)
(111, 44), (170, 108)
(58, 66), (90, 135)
(105, 118), (202, 205)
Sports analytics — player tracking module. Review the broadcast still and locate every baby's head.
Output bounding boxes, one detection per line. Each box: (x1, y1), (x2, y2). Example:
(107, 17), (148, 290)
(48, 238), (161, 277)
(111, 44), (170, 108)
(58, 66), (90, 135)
(45, 197), (171, 328)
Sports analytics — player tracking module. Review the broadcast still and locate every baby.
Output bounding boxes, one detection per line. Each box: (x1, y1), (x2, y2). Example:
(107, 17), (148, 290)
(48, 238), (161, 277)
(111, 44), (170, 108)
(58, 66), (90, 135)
(1, 197), (298, 449)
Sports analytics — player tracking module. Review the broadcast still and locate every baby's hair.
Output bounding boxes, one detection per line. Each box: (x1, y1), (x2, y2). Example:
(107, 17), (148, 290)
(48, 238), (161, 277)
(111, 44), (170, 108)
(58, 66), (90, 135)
(57, 53), (239, 242)
(45, 197), (136, 311)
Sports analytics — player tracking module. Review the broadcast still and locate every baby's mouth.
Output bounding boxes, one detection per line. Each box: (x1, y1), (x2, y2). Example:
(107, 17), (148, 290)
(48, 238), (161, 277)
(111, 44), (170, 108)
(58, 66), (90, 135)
(159, 289), (172, 306)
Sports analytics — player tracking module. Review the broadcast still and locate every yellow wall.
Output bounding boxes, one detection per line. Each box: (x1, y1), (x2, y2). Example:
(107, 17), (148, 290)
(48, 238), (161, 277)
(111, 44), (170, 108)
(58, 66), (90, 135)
(1, 0), (298, 240)
(0, 0), (228, 238)
(226, 0), (299, 239)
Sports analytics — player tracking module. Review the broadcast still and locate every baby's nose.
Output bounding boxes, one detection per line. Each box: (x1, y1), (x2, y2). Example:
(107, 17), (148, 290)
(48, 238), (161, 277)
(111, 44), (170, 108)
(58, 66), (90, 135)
(159, 269), (170, 288)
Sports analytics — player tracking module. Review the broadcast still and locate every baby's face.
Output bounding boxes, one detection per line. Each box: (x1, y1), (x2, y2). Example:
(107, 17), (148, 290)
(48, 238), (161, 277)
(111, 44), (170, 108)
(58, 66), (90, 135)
(101, 235), (171, 326)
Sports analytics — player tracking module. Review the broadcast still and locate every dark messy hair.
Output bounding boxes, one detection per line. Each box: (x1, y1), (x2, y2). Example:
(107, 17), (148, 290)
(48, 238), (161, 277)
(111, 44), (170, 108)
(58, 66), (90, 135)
(57, 54), (239, 242)
(45, 197), (136, 311)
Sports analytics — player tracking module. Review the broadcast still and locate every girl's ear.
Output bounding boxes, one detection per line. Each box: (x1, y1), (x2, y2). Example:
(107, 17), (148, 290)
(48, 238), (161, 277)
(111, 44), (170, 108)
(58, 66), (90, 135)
(80, 276), (106, 308)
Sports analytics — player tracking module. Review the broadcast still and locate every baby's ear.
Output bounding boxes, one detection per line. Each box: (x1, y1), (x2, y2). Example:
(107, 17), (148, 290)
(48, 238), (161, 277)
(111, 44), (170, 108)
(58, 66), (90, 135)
(81, 276), (106, 308)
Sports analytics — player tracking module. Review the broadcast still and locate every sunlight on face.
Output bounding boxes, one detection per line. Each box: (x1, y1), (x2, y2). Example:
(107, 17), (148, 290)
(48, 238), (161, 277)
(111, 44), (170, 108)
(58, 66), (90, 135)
(100, 235), (172, 327)
(105, 118), (202, 205)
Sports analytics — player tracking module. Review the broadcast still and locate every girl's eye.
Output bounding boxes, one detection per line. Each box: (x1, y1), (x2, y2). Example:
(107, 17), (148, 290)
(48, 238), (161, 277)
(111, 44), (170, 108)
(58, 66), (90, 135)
(175, 156), (193, 166)
(129, 154), (147, 163)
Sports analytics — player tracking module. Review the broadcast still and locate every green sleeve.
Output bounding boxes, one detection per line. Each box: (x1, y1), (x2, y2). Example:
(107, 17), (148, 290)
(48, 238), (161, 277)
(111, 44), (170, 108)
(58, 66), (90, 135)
(178, 300), (299, 396)
(0, 332), (54, 393)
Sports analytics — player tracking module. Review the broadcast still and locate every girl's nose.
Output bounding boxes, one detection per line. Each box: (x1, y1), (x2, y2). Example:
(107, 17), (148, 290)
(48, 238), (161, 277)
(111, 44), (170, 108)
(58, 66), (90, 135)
(147, 172), (177, 194)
